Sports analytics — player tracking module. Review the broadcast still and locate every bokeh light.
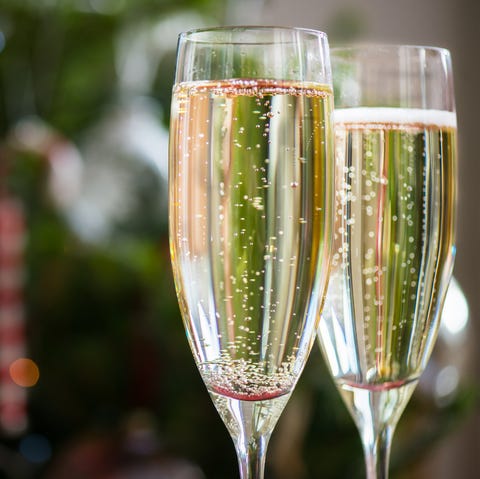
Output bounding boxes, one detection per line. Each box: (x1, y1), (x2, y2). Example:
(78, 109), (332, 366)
(441, 277), (469, 338)
(9, 358), (40, 388)
(19, 434), (52, 464)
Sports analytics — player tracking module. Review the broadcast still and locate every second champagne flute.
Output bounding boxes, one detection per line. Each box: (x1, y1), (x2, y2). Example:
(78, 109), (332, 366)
(317, 44), (457, 478)
(169, 27), (334, 478)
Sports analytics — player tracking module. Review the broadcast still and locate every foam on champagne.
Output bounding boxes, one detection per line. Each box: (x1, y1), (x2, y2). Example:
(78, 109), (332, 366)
(334, 107), (457, 128)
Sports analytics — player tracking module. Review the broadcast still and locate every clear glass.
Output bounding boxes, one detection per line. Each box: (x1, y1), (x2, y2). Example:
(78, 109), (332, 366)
(169, 26), (334, 479)
(317, 44), (457, 479)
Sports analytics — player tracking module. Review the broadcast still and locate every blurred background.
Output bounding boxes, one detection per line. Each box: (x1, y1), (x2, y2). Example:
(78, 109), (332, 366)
(0, 0), (478, 478)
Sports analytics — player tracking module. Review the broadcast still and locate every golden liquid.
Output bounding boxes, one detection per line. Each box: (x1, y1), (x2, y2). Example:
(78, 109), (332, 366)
(170, 79), (334, 400)
(319, 108), (457, 388)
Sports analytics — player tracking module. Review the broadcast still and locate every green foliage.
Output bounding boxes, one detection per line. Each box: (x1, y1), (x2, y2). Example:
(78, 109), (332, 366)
(0, 0), (222, 136)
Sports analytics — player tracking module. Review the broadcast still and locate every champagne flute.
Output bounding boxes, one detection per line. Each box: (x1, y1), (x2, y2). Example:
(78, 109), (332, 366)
(169, 26), (334, 478)
(317, 44), (457, 478)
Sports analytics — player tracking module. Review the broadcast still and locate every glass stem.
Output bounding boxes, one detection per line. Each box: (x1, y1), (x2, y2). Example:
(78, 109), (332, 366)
(235, 433), (270, 479)
(361, 424), (393, 479)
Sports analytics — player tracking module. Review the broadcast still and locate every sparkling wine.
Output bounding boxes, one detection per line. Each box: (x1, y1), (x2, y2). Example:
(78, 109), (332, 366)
(170, 79), (333, 405)
(318, 107), (456, 413)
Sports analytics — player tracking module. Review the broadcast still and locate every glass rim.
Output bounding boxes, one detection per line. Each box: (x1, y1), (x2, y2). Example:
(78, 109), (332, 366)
(179, 25), (328, 45)
(330, 42), (451, 57)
